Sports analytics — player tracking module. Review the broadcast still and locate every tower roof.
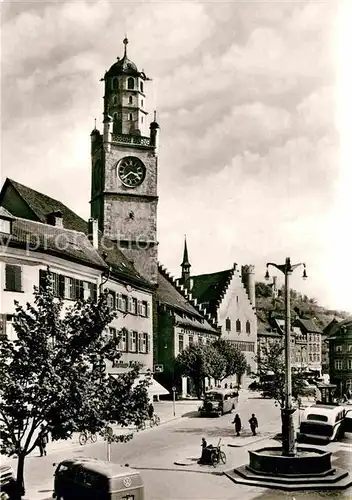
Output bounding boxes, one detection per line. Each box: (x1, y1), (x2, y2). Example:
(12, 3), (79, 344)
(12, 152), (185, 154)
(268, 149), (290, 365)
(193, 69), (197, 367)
(106, 38), (141, 77)
(181, 236), (191, 267)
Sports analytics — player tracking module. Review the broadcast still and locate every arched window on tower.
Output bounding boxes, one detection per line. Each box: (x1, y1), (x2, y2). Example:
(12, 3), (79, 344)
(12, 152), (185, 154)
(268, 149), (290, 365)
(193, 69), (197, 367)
(236, 319), (241, 333)
(127, 77), (134, 90)
(141, 99), (144, 107)
(128, 95), (133, 105)
(113, 96), (117, 105)
(112, 78), (118, 90)
(140, 81), (144, 93)
(246, 320), (251, 334)
(141, 116), (144, 124)
(129, 113), (133, 121)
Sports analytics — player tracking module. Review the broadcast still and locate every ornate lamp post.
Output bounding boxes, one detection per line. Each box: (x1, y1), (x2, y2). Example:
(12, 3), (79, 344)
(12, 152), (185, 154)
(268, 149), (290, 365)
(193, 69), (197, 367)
(265, 257), (307, 457)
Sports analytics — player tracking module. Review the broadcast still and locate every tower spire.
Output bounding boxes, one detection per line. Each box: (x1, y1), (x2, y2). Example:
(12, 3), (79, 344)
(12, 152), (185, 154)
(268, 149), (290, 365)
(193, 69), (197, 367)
(181, 235), (191, 288)
(123, 36), (128, 58)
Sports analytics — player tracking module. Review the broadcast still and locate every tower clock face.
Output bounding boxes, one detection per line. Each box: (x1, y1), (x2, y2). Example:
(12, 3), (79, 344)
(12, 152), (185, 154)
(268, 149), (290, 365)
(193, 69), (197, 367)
(117, 156), (146, 188)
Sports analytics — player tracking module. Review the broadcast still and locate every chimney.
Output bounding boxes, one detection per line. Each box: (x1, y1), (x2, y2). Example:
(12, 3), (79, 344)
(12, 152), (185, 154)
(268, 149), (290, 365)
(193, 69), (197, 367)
(88, 218), (99, 249)
(46, 211), (63, 227)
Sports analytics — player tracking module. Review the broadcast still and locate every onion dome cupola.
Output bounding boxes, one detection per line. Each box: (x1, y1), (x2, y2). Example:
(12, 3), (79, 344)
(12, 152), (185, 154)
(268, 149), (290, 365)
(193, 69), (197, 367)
(102, 38), (150, 137)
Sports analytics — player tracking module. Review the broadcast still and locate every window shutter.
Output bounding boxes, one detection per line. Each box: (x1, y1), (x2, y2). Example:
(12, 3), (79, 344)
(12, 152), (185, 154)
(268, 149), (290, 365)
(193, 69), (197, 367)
(128, 297), (133, 313)
(138, 332), (143, 352)
(39, 269), (47, 290)
(146, 333), (151, 354)
(127, 330), (132, 351)
(125, 329), (129, 352)
(74, 279), (80, 300)
(146, 302), (150, 318)
(6, 265), (21, 291)
(137, 301), (142, 316)
(92, 284), (97, 301)
(58, 275), (65, 298)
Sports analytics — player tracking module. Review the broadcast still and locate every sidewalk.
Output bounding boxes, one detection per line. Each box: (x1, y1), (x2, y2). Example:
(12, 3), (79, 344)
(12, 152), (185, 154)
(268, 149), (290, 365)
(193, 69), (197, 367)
(0, 400), (201, 463)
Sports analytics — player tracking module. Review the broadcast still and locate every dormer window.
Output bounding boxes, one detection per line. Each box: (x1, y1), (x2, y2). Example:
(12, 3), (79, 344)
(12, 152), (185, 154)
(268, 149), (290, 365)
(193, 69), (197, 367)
(0, 218), (11, 234)
(127, 77), (134, 90)
(0, 207), (13, 235)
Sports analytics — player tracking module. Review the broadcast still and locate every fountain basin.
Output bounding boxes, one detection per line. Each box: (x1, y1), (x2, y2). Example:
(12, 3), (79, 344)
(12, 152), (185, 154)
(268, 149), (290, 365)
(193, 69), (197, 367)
(248, 447), (332, 476)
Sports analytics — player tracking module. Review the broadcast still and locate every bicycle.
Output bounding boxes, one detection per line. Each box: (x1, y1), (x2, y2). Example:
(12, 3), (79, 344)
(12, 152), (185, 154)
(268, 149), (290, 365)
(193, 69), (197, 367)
(149, 414), (160, 427)
(210, 439), (227, 467)
(78, 430), (97, 445)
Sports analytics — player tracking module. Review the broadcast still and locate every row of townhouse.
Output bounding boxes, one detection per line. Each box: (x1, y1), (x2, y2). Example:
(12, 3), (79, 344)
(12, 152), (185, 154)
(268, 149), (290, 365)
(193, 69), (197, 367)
(0, 202), (166, 397)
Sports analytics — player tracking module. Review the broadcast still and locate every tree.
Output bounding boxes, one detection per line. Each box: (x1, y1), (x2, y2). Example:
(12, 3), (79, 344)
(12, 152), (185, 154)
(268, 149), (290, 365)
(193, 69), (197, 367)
(175, 343), (226, 398)
(255, 342), (306, 408)
(213, 339), (248, 382)
(0, 271), (150, 499)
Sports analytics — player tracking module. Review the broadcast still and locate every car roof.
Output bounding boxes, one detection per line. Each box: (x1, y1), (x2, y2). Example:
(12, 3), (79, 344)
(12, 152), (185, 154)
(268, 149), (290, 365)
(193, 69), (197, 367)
(306, 405), (345, 414)
(59, 458), (139, 478)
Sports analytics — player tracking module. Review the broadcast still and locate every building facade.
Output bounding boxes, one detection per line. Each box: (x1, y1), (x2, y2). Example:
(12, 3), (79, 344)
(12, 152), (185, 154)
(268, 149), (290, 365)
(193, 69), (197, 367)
(0, 192), (155, 384)
(326, 317), (352, 396)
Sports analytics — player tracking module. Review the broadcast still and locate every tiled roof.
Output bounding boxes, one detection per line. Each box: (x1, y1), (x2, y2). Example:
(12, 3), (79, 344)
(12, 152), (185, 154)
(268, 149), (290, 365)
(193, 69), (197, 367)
(174, 313), (218, 334)
(156, 270), (218, 333)
(295, 318), (322, 334)
(0, 179), (150, 287)
(157, 271), (203, 317)
(3, 178), (88, 233)
(190, 269), (234, 314)
(7, 217), (106, 269)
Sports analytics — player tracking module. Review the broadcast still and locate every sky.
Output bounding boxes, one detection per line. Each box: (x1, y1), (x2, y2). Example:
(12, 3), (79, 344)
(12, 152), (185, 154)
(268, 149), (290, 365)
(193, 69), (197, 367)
(1, 0), (351, 312)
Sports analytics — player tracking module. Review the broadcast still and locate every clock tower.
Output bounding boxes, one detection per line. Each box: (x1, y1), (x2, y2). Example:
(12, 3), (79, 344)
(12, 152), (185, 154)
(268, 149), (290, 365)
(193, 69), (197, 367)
(90, 38), (159, 284)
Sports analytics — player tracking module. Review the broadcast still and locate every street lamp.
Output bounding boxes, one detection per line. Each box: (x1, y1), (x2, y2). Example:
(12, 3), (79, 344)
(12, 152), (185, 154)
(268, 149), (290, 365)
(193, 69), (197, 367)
(265, 257), (307, 457)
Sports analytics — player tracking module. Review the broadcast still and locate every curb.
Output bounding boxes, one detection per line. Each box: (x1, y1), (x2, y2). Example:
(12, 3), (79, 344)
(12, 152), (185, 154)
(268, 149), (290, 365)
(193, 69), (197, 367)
(227, 433), (276, 448)
(131, 465), (224, 476)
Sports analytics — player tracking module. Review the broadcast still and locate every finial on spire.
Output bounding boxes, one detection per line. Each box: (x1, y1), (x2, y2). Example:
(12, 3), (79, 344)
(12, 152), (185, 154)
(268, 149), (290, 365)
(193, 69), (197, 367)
(153, 110), (157, 122)
(123, 36), (128, 57)
(182, 235), (190, 266)
(94, 118), (97, 129)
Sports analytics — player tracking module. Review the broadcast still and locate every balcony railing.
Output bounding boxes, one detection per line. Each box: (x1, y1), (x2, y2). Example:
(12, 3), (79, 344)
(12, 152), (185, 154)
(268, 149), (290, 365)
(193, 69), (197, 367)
(112, 133), (151, 147)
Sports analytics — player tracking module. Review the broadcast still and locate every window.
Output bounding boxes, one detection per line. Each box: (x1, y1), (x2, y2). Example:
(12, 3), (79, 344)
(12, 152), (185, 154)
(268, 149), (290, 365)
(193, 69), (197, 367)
(118, 328), (128, 351)
(107, 291), (115, 310)
(307, 414), (328, 422)
(141, 116), (144, 124)
(129, 113), (133, 121)
(5, 264), (22, 292)
(225, 317), (231, 332)
(140, 81), (144, 93)
(138, 332), (147, 353)
(128, 95), (133, 105)
(113, 112), (117, 121)
(335, 360), (343, 370)
(118, 294), (128, 312)
(348, 359), (352, 370)
(236, 319), (241, 333)
(132, 297), (138, 315)
(127, 77), (134, 90)
(109, 327), (116, 341)
(112, 78), (118, 90)
(335, 345), (342, 352)
(246, 320), (251, 334)
(113, 96), (117, 104)
(348, 344), (352, 352)
(140, 301), (148, 317)
(130, 331), (137, 352)
(0, 218), (11, 234)
(178, 334), (184, 353)
(141, 99), (144, 107)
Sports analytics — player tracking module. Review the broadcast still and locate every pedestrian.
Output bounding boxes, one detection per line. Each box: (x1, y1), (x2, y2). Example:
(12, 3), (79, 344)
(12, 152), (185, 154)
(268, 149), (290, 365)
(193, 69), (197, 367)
(148, 402), (154, 420)
(36, 424), (48, 457)
(232, 414), (242, 436)
(198, 437), (208, 464)
(249, 413), (258, 436)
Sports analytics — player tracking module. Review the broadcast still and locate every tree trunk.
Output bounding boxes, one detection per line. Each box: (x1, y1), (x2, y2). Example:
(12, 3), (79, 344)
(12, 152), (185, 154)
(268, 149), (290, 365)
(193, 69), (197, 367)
(14, 452), (26, 499)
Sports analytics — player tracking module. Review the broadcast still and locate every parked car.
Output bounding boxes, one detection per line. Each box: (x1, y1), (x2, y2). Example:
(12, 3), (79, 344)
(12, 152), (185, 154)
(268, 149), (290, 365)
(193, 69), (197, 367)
(297, 404), (352, 443)
(52, 458), (144, 500)
(0, 464), (16, 499)
(200, 389), (238, 417)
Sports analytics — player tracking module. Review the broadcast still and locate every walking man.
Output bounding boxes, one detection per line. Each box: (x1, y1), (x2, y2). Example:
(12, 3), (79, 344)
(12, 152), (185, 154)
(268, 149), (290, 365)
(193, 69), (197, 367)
(36, 424), (48, 457)
(232, 414), (242, 436)
(148, 402), (154, 420)
(249, 413), (258, 436)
